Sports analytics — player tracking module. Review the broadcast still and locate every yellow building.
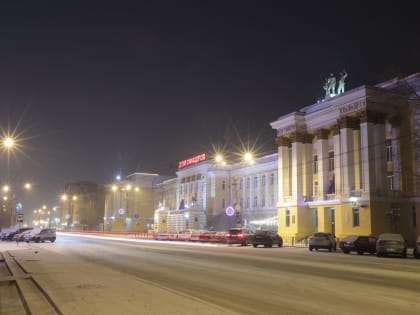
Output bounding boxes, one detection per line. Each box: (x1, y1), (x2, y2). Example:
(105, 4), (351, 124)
(270, 72), (420, 241)
(104, 173), (172, 232)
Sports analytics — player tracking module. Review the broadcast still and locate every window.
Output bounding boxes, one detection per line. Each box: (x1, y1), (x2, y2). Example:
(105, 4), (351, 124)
(352, 208), (360, 227)
(253, 176), (258, 188)
(261, 175), (266, 186)
(313, 155), (318, 174)
(253, 196), (257, 207)
(386, 139), (392, 162)
(387, 174), (394, 191)
(412, 206), (417, 228)
(261, 195), (266, 207)
(222, 198), (225, 209)
(270, 194), (274, 206)
(246, 178), (250, 189)
(246, 197), (250, 208)
(240, 198), (243, 209)
(328, 151), (335, 171)
(314, 209), (318, 229)
(314, 181), (319, 196)
(222, 180), (226, 190)
(239, 179), (243, 190)
(285, 209), (290, 227)
(269, 173), (274, 185)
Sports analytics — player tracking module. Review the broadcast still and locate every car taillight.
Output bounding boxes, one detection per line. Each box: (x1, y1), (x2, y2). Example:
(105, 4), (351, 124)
(226, 233), (231, 237)
(237, 233), (243, 238)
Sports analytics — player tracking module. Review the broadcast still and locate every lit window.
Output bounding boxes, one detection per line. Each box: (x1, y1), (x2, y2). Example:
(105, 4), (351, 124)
(386, 139), (392, 162)
(328, 151), (335, 171)
(387, 174), (394, 191)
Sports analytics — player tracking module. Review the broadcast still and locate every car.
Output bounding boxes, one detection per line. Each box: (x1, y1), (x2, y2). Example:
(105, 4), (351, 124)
(252, 230), (283, 248)
(13, 228), (34, 242)
(309, 232), (337, 252)
(412, 236), (420, 259)
(338, 235), (377, 255)
(24, 228), (56, 243)
(2, 227), (33, 241)
(376, 233), (407, 258)
(225, 228), (254, 246)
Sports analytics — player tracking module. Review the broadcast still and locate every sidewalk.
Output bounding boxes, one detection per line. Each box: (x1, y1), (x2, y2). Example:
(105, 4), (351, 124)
(0, 241), (239, 315)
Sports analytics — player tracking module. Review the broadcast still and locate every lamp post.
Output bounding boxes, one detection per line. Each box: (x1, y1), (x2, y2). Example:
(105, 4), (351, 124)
(109, 182), (140, 231)
(2, 182), (32, 227)
(61, 194), (78, 229)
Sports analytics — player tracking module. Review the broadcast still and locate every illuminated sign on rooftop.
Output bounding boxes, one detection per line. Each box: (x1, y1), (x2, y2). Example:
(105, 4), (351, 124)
(178, 153), (206, 169)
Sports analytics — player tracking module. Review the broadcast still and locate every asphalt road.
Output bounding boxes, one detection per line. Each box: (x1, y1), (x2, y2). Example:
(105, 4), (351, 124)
(6, 234), (420, 315)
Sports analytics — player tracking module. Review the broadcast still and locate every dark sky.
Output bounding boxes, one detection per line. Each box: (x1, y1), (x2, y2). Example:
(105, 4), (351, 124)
(0, 1), (419, 212)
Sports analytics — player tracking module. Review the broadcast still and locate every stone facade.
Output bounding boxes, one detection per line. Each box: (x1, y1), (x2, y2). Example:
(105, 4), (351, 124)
(270, 72), (420, 241)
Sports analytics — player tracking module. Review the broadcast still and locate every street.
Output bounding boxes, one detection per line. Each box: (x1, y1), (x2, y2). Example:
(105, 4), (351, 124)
(1, 234), (420, 315)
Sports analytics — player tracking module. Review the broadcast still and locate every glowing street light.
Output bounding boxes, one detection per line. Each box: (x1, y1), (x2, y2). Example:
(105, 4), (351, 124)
(3, 137), (15, 149)
(2, 185), (9, 193)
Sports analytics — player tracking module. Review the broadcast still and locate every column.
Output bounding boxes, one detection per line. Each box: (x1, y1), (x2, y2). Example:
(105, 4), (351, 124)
(339, 117), (356, 196)
(332, 125), (342, 196)
(360, 110), (377, 193)
(290, 132), (304, 202)
(353, 126), (361, 190)
(374, 113), (386, 192)
(315, 129), (329, 199)
(302, 134), (313, 200)
(390, 116), (401, 190)
(276, 136), (291, 204)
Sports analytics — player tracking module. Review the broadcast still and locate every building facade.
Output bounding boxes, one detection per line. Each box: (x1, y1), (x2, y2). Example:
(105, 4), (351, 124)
(270, 72), (420, 241)
(104, 173), (171, 231)
(154, 153), (278, 233)
(61, 181), (105, 230)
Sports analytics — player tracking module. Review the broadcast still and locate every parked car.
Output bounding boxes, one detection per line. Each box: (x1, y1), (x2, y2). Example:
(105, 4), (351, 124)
(252, 230), (283, 248)
(339, 235), (377, 255)
(2, 227), (33, 241)
(413, 236), (420, 259)
(226, 228), (254, 246)
(309, 232), (336, 252)
(376, 233), (407, 258)
(13, 228), (34, 242)
(24, 228), (56, 243)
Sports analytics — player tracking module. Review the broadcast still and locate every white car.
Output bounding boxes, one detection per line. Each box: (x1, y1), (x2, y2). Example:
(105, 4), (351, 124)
(376, 233), (407, 258)
(309, 232), (337, 252)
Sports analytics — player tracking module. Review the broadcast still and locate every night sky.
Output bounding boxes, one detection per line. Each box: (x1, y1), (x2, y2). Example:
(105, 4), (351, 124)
(0, 1), (419, 213)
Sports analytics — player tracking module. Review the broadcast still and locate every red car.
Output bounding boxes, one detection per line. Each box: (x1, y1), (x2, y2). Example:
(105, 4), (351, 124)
(339, 235), (377, 255)
(226, 228), (253, 246)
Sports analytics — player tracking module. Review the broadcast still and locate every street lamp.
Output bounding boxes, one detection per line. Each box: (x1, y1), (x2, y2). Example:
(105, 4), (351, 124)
(61, 194), (78, 229)
(1, 181), (33, 226)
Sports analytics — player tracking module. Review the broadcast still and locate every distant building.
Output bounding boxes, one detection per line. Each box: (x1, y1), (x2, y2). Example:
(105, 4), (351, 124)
(270, 72), (420, 240)
(104, 173), (172, 231)
(154, 153), (278, 233)
(61, 181), (105, 230)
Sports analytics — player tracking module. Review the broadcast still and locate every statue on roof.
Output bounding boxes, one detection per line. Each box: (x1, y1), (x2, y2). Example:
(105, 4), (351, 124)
(337, 70), (348, 95)
(324, 73), (336, 97)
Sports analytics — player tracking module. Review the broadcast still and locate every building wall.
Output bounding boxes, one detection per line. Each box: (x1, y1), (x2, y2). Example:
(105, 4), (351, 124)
(271, 73), (420, 241)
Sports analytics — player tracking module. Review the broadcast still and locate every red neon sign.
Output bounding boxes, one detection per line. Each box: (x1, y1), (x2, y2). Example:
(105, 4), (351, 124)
(178, 153), (206, 169)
